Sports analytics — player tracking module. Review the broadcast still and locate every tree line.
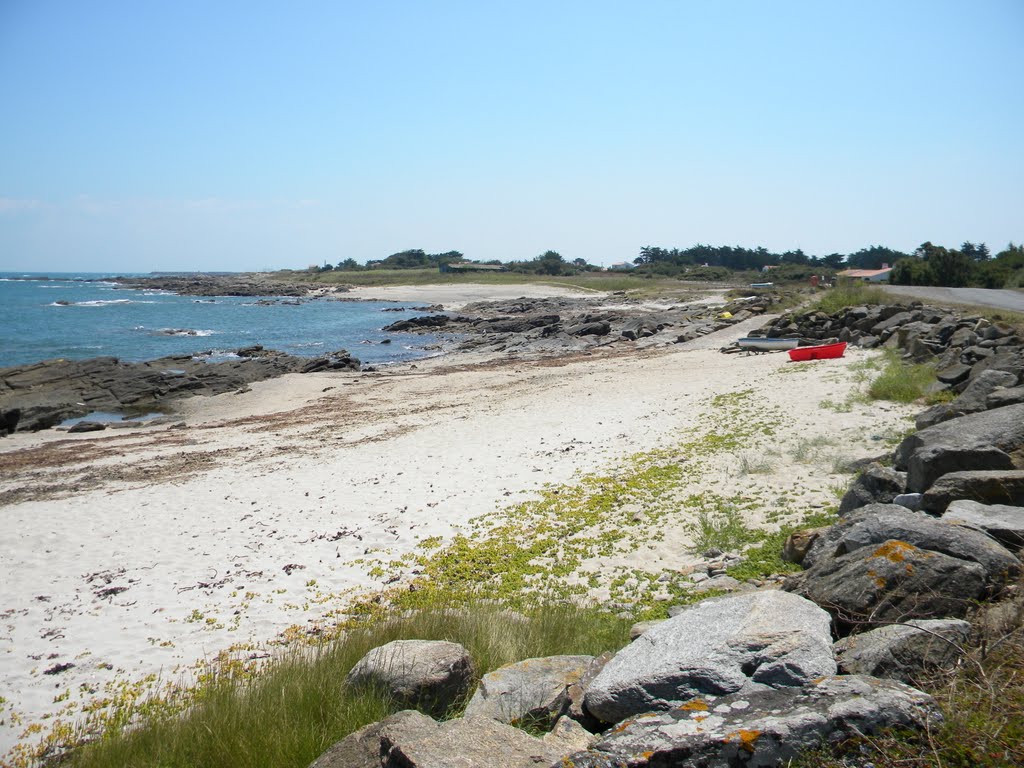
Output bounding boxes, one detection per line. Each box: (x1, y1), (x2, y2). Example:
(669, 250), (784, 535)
(312, 241), (1024, 287)
(888, 242), (1024, 288)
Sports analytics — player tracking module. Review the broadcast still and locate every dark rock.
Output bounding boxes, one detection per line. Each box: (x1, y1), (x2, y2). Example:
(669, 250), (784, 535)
(838, 463), (907, 516)
(942, 499), (1024, 551)
(834, 619), (971, 680)
(872, 311), (916, 334)
(987, 385), (1024, 409)
(67, 420), (107, 433)
(566, 321), (611, 337)
(345, 640), (474, 717)
(564, 676), (939, 768)
(383, 315), (451, 332)
(788, 503), (1020, 627)
(948, 369), (1019, 414)
(922, 470), (1024, 513)
(583, 591), (835, 724)
(936, 363), (972, 386)
(968, 348), (1023, 381)
(894, 403), (1024, 493)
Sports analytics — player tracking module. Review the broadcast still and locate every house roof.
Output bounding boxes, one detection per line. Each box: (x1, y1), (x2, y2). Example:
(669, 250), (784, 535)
(838, 268), (893, 278)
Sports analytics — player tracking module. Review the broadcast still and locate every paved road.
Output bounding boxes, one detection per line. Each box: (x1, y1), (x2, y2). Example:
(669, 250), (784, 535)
(879, 285), (1024, 313)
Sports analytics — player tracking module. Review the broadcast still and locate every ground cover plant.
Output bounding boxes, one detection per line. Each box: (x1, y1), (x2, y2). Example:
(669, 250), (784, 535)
(52, 602), (630, 768)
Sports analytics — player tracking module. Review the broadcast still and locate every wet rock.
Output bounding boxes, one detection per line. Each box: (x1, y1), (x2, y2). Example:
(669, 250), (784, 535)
(67, 420), (107, 433)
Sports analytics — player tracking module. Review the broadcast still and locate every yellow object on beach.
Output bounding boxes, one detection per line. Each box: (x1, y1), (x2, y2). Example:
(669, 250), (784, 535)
(718, 311), (733, 319)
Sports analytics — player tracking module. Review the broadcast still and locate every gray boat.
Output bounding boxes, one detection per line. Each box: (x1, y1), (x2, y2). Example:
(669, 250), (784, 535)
(737, 337), (800, 352)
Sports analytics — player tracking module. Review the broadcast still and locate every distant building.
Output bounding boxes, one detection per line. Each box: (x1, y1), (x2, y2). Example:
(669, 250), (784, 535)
(837, 265), (892, 283)
(438, 262), (507, 273)
(608, 262), (635, 271)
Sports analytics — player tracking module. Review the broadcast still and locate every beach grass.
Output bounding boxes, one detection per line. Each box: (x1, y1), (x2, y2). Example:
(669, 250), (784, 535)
(866, 349), (938, 403)
(811, 282), (890, 314)
(59, 601), (630, 768)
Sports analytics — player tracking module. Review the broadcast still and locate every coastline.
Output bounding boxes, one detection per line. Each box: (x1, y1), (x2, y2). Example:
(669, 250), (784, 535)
(0, 283), (919, 761)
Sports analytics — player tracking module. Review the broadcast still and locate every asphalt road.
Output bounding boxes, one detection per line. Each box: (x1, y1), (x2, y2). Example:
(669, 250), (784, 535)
(879, 285), (1024, 313)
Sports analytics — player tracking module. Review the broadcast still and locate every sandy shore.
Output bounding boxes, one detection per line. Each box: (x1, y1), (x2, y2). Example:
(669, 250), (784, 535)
(0, 287), (918, 761)
(335, 282), (600, 310)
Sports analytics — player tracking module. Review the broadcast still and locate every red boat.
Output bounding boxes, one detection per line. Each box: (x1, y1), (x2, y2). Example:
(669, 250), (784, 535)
(788, 341), (848, 361)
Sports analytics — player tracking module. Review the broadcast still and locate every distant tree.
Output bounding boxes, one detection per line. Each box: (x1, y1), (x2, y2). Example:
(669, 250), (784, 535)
(915, 242), (972, 287)
(845, 245), (907, 270)
(821, 253), (846, 269)
(889, 257), (933, 285)
(337, 258), (361, 271)
(534, 250), (566, 275)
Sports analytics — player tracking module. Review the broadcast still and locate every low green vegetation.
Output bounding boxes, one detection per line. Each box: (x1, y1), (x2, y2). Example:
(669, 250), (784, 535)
(811, 281), (890, 314)
(866, 349), (938, 403)
(57, 602), (630, 768)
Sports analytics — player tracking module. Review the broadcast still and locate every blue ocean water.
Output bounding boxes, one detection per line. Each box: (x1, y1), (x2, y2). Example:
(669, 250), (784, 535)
(0, 273), (448, 368)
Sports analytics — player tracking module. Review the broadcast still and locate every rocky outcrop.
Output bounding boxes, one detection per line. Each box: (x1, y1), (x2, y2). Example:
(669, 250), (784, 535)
(0, 347), (361, 433)
(583, 591), (836, 724)
(786, 504), (1021, 627)
(344, 640), (474, 718)
(385, 294), (777, 359)
(563, 676), (940, 768)
(893, 403), (1024, 493)
(112, 273), (319, 297)
(834, 619), (970, 679)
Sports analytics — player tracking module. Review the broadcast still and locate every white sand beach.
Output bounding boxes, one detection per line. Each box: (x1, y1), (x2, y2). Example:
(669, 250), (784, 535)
(0, 287), (918, 761)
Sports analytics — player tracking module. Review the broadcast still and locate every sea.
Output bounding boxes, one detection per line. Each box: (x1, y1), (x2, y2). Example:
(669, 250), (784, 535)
(0, 272), (450, 369)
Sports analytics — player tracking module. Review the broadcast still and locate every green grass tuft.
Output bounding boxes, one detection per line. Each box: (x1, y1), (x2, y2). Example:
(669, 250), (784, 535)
(866, 349), (937, 403)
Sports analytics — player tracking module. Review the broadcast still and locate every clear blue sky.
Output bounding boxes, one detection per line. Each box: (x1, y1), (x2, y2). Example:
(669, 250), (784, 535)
(1, 1), (1021, 271)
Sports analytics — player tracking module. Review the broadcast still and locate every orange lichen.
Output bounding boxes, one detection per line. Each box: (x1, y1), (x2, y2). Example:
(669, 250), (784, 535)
(867, 569), (887, 589)
(871, 540), (919, 562)
(725, 729), (762, 753)
(679, 699), (709, 711)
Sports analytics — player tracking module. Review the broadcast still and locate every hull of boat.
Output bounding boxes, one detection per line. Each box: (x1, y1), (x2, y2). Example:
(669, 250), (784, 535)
(788, 341), (848, 361)
(737, 337), (800, 351)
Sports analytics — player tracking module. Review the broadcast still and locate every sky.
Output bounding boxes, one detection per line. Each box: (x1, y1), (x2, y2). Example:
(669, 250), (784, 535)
(1, 1), (1022, 272)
